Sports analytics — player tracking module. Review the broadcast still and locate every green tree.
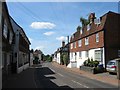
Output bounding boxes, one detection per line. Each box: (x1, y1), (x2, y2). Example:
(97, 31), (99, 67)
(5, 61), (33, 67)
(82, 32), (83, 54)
(63, 54), (68, 66)
(80, 17), (89, 27)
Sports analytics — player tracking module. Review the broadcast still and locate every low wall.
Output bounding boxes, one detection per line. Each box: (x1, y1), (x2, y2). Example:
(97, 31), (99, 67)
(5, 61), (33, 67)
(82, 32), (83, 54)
(23, 63), (29, 70)
(80, 66), (94, 73)
(17, 63), (29, 74)
(80, 66), (104, 74)
(17, 66), (23, 74)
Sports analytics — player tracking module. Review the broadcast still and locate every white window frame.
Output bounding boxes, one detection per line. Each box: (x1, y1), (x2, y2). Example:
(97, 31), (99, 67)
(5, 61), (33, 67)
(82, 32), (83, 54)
(85, 37), (89, 45)
(96, 33), (99, 42)
(95, 50), (101, 61)
(79, 52), (82, 58)
(85, 51), (89, 58)
(78, 40), (82, 47)
(71, 43), (73, 49)
(74, 42), (76, 48)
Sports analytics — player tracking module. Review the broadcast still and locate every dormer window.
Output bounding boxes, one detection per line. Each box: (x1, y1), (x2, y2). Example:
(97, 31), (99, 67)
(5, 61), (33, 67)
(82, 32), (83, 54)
(87, 24), (91, 31)
(3, 19), (8, 38)
(94, 18), (101, 26)
(9, 31), (13, 44)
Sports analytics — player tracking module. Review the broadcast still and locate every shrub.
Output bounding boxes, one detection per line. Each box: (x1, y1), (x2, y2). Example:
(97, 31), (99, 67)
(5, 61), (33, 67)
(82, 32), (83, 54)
(83, 59), (99, 67)
(83, 60), (88, 66)
(93, 60), (99, 67)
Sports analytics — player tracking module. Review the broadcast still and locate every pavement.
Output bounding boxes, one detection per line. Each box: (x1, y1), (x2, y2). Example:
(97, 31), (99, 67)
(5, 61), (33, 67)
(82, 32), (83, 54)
(2, 66), (37, 89)
(52, 61), (120, 87)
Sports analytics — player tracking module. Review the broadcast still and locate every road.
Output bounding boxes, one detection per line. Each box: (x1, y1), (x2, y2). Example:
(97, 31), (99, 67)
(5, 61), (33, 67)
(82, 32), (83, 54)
(33, 62), (119, 89)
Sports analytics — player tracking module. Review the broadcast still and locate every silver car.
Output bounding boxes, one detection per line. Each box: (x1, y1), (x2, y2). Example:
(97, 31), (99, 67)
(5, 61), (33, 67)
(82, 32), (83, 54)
(106, 60), (117, 74)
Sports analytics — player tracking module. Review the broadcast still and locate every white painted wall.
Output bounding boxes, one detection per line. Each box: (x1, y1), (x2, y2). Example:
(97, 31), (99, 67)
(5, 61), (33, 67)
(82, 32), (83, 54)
(30, 53), (33, 66)
(57, 53), (60, 64)
(68, 52), (77, 68)
(76, 51), (87, 68)
(69, 48), (105, 68)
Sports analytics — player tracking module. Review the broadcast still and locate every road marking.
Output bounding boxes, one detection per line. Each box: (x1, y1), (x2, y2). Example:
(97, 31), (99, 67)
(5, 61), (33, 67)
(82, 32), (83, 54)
(71, 80), (89, 88)
(57, 73), (64, 77)
(49, 68), (55, 73)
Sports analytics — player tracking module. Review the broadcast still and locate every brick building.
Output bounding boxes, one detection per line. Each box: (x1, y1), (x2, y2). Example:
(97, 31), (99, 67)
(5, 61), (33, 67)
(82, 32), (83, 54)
(69, 11), (120, 68)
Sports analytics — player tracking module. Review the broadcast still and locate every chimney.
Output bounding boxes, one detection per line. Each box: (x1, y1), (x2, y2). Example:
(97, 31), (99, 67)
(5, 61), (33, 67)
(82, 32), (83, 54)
(88, 13), (96, 23)
(62, 41), (65, 47)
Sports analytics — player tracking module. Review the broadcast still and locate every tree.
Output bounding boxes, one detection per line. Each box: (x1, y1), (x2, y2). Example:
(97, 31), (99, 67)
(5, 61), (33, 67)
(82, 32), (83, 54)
(63, 54), (68, 66)
(80, 17), (89, 27)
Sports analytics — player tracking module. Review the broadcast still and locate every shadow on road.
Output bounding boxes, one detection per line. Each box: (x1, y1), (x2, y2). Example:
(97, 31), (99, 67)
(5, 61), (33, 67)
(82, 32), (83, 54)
(34, 67), (73, 89)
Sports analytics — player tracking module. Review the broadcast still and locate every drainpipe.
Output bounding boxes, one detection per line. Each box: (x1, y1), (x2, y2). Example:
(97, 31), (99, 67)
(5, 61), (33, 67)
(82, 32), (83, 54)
(67, 36), (70, 65)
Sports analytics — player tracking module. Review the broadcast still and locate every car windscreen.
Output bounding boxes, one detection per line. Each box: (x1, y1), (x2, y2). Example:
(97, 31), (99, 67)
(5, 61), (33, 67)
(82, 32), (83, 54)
(107, 62), (115, 65)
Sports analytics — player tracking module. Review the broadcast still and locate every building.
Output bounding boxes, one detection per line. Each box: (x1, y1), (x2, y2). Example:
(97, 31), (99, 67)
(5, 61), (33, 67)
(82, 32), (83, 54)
(30, 49), (34, 66)
(10, 17), (31, 73)
(2, 2), (15, 78)
(53, 51), (57, 62)
(69, 11), (120, 68)
(33, 49), (43, 63)
(55, 41), (69, 65)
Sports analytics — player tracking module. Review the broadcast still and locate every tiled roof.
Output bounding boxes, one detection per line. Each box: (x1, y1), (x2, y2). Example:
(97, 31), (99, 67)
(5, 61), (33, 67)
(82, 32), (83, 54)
(70, 11), (115, 43)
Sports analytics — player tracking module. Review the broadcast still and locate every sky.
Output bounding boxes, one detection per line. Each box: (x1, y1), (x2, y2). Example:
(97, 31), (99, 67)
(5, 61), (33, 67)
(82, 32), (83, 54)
(6, 1), (119, 55)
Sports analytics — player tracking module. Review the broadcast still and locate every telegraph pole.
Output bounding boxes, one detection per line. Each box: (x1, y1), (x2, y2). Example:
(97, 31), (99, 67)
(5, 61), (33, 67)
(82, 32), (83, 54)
(67, 36), (70, 65)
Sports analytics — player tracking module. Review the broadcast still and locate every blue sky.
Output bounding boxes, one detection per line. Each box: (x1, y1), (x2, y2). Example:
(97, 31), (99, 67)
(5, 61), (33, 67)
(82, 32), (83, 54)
(6, 1), (118, 55)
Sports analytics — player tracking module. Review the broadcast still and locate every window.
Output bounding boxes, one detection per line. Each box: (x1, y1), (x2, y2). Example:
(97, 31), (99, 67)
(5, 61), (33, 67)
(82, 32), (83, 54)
(71, 52), (73, 58)
(71, 43), (73, 49)
(78, 40), (82, 47)
(96, 33), (99, 42)
(9, 31), (13, 44)
(85, 51), (89, 57)
(87, 24), (91, 31)
(85, 37), (89, 45)
(95, 50), (101, 61)
(73, 42), (76, 48)
(79, 52), (81, 57)
(3, 19), (8, 38)
(74, 42), (76, 48)
(80, 29), (83, 34)
(94, 19), (101, 25)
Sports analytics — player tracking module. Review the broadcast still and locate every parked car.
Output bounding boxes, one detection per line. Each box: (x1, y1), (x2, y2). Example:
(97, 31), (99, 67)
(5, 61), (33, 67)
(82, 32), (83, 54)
(106, 60), (117, 74)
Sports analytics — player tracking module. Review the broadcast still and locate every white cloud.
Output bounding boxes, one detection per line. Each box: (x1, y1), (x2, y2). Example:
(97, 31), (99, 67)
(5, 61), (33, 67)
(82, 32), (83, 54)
(56, 36), (67, 41)
(30, 22), (56, 29)
(44, 31), (55, 36)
